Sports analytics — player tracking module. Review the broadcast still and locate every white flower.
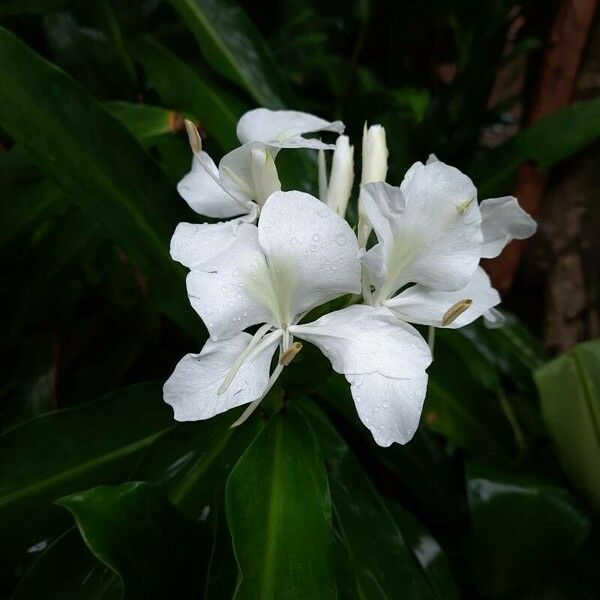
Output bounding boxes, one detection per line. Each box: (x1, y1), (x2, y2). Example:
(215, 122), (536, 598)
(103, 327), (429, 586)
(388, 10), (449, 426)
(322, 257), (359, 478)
(164, 191), (432, 446)
(361, 159), (536, 330)
(324, 135), (354, 217)
(172, 110), (345, 269)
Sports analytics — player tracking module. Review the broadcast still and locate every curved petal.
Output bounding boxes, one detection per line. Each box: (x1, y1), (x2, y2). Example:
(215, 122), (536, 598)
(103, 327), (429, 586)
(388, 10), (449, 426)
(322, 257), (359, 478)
(237, 108), (344, 148)
(480, 196), (537, 258)
(163, 332), (280, 421)
(348, 372), (428, 446)
(258, 191), (361, 317)
(385, 267), (500, 328)
(363, 162), (483, 300)
(186, 224), (274, 340)
(290, 305), (432, 378)
(177, 153), (250, 218)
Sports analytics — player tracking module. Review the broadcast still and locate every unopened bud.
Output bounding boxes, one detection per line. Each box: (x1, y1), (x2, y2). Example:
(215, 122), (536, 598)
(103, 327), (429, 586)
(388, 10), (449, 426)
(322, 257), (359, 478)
(361, 123), (388, 184)
(442, 299), (473, 326)
(325, 135), (354, 217)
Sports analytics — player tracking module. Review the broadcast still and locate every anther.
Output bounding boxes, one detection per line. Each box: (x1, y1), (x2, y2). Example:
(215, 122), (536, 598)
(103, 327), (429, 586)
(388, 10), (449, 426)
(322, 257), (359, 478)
(184, 119), (202, 154)
(442, 299), (472, 326)
(456, 196), (475, 214)
(279, 342), (302, 365)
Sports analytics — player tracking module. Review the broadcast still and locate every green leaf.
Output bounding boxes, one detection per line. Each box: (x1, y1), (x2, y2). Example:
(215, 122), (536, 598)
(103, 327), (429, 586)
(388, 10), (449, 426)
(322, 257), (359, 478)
(299, 399), (433, 599)
(0, 382), (173, 558)
(470, 99), (600, 196)
(535, 339), (600, 513)
(132, 37), (245, 151)
(12, 530), (121, 600)
(58, 482), (210, 599)
(466, 461), (590, 598)
(225, 406), (336, 600)
(0, 27), (202, 340)
(0, 0), (67, 18)
(167, 0), (289, 107)
(103, 101), (181, 145)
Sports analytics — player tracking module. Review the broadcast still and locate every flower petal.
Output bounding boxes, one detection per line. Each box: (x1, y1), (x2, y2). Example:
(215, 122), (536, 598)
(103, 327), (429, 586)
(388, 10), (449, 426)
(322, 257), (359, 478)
(186, 224), (274, 340)
(363, 161), (483, 298)
(348, 372), (428, 446)
(385, 267), (500, 328)
(236, 108), (344, 148)
(480, 196), (537, 258)
(163, 332), (279, 421)
(177, 153), (251, 218)
(258, 191), (361, 317)
(290, 305), (432, 378)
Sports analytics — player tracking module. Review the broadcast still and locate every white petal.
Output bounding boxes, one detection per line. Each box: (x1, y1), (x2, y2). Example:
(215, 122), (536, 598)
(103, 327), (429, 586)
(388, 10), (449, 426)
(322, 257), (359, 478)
(362, 161), (483, 299)
(480, 196), (537, 258)
(348, 372), (428, 446)
(290, 305), (432, 378)
(385, 267), (500, 328)
(483, 307), (505, 328)
(186, 224), (274, 340)
(236, 108), (344, 148)
(258, 191), (361, 317)
(177, 153), (251, 218)
(170, 220), (244, 269)
(163, 332), (279, 421)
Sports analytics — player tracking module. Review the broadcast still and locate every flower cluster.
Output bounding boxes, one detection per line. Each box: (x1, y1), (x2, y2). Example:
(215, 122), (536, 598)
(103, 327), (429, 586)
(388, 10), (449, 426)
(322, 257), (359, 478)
(164, 109), (536, 447)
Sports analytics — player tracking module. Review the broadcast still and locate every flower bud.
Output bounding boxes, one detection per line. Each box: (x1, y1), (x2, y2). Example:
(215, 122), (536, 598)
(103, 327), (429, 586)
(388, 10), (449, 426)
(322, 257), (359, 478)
(325, 135), (354, 217)
(361, 123), (388, 184)
(250, 146), (281, 206)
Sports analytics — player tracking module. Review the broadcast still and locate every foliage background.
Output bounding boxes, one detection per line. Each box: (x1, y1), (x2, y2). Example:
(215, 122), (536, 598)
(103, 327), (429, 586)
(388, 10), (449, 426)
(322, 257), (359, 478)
(0, 0), (599, 598)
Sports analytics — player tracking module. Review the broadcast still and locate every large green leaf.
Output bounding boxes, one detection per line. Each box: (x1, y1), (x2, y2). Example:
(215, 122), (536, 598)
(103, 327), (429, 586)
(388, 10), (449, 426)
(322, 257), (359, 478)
(535, 339), (600, 513)
(58, 482), (210, 599)
(12, 530), (121, 600)
(167, 0), (289, 108)
(225, 406), (336, 600)
(132, 37), (245, 151)
(470, 99), (600, 196)
(0, 382), (173, 558)
(466, 461), (590, 598)
(0, 27), (202, 340)
(300, 400), (437, 600)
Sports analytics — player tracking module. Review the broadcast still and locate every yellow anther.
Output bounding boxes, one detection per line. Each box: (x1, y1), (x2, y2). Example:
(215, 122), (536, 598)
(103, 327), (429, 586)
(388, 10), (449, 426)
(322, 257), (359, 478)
(279, 342), (303, 366)
(184, 119), (202, 154)
(456, 196), (475, 214)
(442, 299), (473, 326)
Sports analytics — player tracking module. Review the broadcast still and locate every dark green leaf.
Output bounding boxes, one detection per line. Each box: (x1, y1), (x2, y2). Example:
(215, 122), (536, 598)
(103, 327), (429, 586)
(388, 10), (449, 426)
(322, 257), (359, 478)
(0, 382), (173, 558)
(132, 36), (245, 151)
(0, 27), (202, 340)
(225, 406), (336, 600)
(535, 339), (600, 513)
(0, 0), (67, 18)
(299, 399), (432, 599)
(58, 482), (210, 599)
(12, 530), (121, 600)
(167, 0), (289, 107)
(470, 99), (600, 196)
(466, 461), (590, 598)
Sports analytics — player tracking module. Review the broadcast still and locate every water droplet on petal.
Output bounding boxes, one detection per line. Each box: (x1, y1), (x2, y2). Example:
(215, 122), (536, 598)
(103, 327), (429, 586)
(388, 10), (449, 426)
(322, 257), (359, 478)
(335, 234), (347, 246)
(312, 233), (321, 242)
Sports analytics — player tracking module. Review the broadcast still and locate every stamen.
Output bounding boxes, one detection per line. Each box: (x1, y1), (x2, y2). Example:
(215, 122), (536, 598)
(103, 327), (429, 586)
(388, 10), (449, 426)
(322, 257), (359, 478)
(184, 119), (202, 154)
(442, 298), (473, 326)
(217, 323), (272, 395)
(280, 342), (302, 365)
(456, 196), (475, 214)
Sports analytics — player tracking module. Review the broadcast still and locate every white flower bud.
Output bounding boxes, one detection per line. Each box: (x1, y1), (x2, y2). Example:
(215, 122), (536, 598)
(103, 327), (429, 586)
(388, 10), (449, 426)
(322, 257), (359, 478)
(361, 123), (388, 184)
(325, 135), (354, 217)
(250, 146), (281, 206)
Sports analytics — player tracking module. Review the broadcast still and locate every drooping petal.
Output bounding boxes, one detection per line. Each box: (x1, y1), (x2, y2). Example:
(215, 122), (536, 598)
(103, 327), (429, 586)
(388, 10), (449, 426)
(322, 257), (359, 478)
(480, 196), (537, 258)
(385, 267), (500, 328)
(236, 108), (344, 149)
(362, 161), (483, 300)
(348, 372), (428, 446)
(170, 220), (245, 269)
(186, 224), (274, 340)
(290, 305), (432, 379)
(163, 332), (280, 421)
(258, 191), (361, 318)
(483, 307), (505, 328)
(177, 153), (251, 218)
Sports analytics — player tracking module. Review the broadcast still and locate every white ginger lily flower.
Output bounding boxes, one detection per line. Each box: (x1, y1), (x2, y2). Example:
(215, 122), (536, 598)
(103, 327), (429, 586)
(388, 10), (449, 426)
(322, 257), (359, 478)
(164, 191), (432, 446)
(172, 110), (345, 269)
(361, 159), (536, 330)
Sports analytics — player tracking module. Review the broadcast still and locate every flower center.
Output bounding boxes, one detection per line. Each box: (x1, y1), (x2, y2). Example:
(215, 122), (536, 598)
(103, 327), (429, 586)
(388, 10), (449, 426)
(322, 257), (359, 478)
(377, 229), (421, 303)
